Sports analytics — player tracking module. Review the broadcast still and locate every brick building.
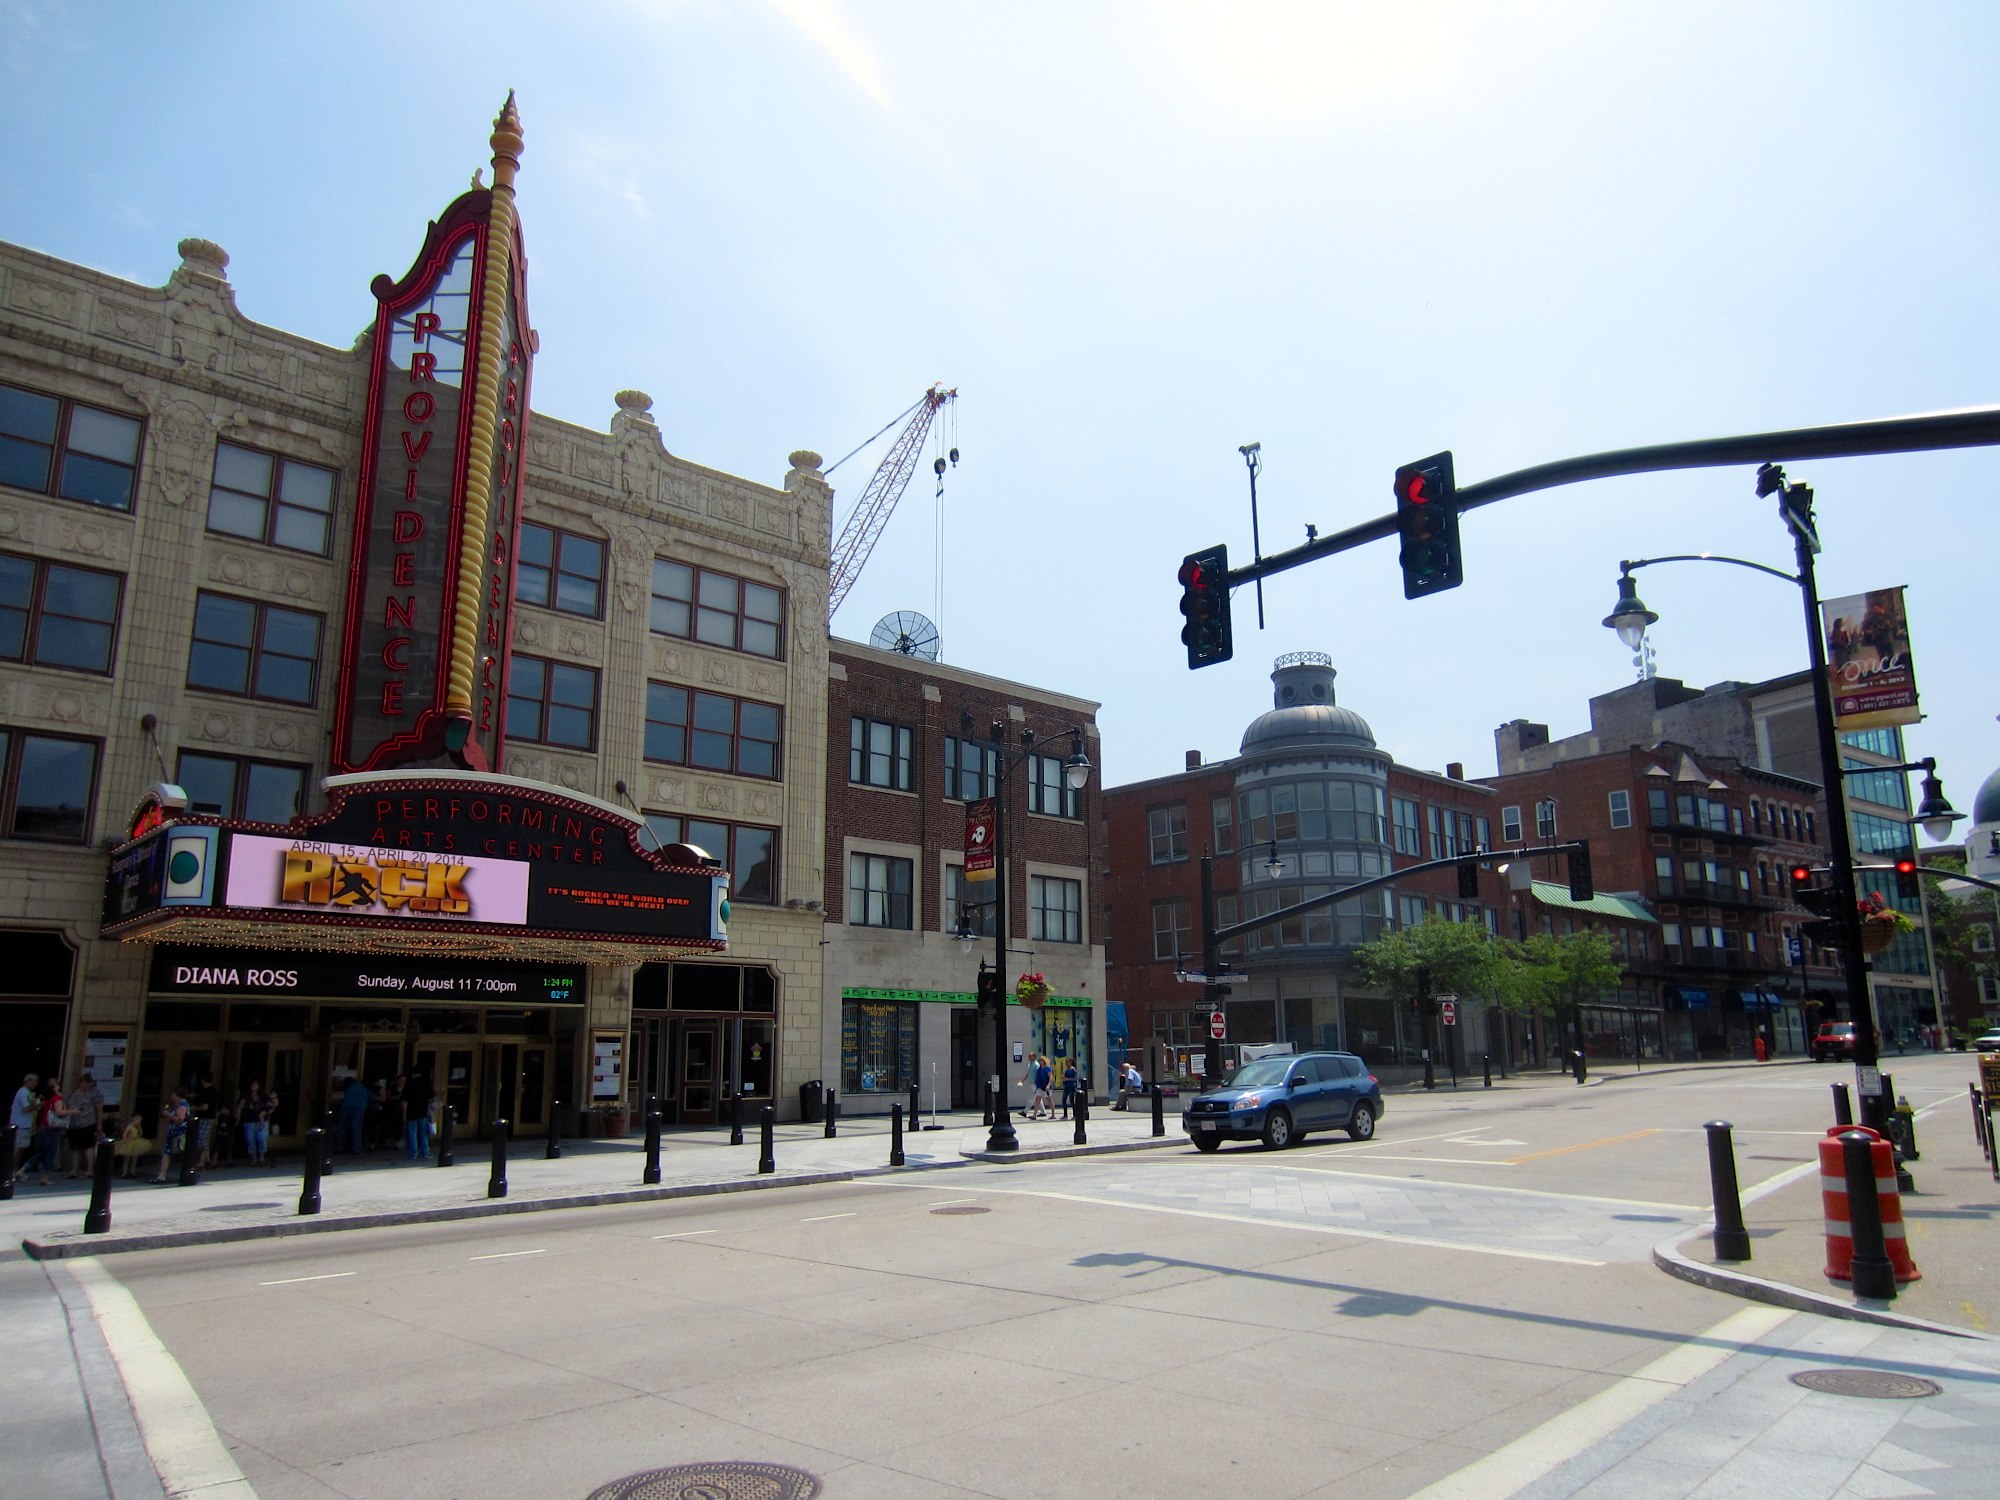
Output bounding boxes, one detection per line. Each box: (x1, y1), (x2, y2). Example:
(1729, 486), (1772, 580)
(824, 641), (1105, 1114)
(1102, 652), (1512, 1084)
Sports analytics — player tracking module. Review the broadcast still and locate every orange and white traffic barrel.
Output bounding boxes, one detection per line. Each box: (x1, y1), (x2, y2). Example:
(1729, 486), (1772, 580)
(1819, 1125), (1920, 1284)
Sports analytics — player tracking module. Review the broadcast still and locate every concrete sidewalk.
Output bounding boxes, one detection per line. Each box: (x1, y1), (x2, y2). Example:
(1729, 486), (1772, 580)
(1658, 1070), (2000, 1341)
(6, 1102), (1185, 1260)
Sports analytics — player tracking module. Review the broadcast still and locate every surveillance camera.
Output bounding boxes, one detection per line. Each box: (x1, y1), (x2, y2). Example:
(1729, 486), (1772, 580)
(1238, 442), (1260, 455)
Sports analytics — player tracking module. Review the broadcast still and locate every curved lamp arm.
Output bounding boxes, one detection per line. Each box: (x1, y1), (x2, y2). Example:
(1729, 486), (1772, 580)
(1604, 553), (1801, 649)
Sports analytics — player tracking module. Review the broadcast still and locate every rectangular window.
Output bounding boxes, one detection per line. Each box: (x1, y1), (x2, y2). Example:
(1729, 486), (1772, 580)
(1027, 754), (1079, 818)
(1661, 922), (1682, 948)
(0, 728), (99, 842)
(1536, 799), (1558, 839)
(1608, 789), (1632, 829)
(1501, 804), (1522, 843)
(1648, 788), (1669, 823)
(849, 716), (913, 790)
(1427, 805), (1447, 859)
(942, 736), (998, 801)
(1398, 894), (1426, 927)
(1148, 804), (1188, 864)
(517, 522), (605, 617)
(176, 751), (306, 823)
(1212, 794), (1234, 854)
(206, 441), (336, 554)
(1392, 797), (1422, 856)
(647, 684), (780, 778)
(1030, 874), (1082, 943)
(506, 654), (598, 749)
(849, 853), (912, 929)
(644, 814), (778, 904)
(187, 592), (321, 705)
(0, 381), (142, 511)
(650, 559), (785, 659)
(0, 552), (121, 673)
(842, 999), (916, 1094)
(946, 864), (995, 938)
(1152, 898), (1191, 961)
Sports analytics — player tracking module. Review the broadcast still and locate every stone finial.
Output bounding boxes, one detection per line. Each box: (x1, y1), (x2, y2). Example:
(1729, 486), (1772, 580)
(614, 390), (655, 420)
(788, 450), (824, 473)
(176, 238), (229, 277)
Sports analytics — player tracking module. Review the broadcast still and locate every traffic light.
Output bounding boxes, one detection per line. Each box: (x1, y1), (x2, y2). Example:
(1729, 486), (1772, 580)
(975, 968), (1002, 1008)
(1394, 451), (1461, 599)
(1894, 857), (1920, 901)
(1457, 859), (1479, 899)
(1568, 841), (1593, 902)
(1177, 545), (1233, 669)
(1789, 865), (1841, 919)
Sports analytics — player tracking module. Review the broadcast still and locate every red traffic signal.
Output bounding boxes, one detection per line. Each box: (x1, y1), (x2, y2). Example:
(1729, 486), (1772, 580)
(1178, 544), (1233, 669)
(1394, 451), (1461, 599)
(1789, 864), (1813, 887)
(1894, 857), (1920, 900)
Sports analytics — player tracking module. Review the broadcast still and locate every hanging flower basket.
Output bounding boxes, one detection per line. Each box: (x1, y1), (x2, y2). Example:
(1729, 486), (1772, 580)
(1015, 972), (1050, 1008)
(1856, 892), (1915, 955)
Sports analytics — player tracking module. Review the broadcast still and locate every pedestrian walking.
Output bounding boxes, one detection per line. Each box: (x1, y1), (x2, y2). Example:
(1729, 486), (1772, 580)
(29, 1078), (65, 1185)
(402, 1070), (435, 1161)
(1029, 1055), (1055, 1119)
(10, 1072), (39, 1174)
(1059, 1060), (1079, 1119)
(337, 1076), (370, 1154)
(153, 1090), (189, 1183)
(64, 1072), (104, 1179)
(238, 1081), (272, 1166)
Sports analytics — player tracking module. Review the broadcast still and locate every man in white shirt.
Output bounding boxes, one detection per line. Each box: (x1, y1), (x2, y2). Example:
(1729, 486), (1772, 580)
(9, 1072), (39, 1172)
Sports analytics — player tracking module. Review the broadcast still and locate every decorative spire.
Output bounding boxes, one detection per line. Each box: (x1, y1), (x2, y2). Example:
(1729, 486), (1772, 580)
(489, 90), (524, 195)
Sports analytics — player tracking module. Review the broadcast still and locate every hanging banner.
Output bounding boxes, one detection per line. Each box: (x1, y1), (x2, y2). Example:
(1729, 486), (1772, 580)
(1822, 587), (1920, 729)
(965, 798), (996, 881)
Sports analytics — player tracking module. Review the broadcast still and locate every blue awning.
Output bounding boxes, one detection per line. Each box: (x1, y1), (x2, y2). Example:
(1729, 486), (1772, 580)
(1673, 988), (1711, 1011)
(1740, 990), (1785, 1013)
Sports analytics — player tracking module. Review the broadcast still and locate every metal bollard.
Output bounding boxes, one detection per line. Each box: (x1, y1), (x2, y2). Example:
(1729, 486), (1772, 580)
(988, 1082), (1001, 1135)
(1073, 1091), (1088, 1147)
(437, 1103), (456, 1167)
(1151, 1080), (1165, 1138)
(1703, 1120), (1751, 1261)
(643, 1105), (663, 1185)
(909, 1085), (920, 1133)
(177, 1122), (200, 1186)
(1832, 1082), (1853, 1127)
(728, 1086), (744, 1147)
(758, 1105), (775, 1174)
(545, 1100), (562, 1160)
(1972, 1086), (1989, 1160)
(299, 1128), (324, 1215)
(488, 1118), (509, 1199)
(1573, 1049), (1588, 1085)
(824, 1089), (838, 1139)
(84, 1134), (115, 1234)
(1423, 1052), (1435, 1090)
(1482, 1054), (1493, 1088)
(0, 1124), (15, 1200)
(1840, 1129), (1897, 1300)
(890, 1103), (906, 1167)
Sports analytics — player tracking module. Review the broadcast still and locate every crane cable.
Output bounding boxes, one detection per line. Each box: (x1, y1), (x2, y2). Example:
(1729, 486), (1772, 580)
(825, 392), (928, 479)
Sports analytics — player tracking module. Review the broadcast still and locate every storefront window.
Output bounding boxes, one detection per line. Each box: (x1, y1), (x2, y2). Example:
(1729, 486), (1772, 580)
(842, 1000), (916, 1093)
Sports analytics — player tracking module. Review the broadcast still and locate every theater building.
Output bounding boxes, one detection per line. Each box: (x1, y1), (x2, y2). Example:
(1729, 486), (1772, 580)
(1, 100), (831, 1140)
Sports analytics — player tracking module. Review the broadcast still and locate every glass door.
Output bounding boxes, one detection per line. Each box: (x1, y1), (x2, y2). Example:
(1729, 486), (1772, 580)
(679, 1023), (719, 1124)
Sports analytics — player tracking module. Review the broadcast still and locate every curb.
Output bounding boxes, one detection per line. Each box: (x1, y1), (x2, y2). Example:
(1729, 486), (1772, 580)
(16, 1130), (1191, 1260)
(1650, 1231), (1992, 1342)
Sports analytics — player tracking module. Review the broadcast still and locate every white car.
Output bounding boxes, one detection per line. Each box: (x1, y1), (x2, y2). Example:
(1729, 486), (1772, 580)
(1972, 1028), (2000, 1054)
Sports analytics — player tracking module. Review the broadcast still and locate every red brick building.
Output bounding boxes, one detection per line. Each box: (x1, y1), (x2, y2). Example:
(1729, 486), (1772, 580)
(823, 641), (1104, 1113)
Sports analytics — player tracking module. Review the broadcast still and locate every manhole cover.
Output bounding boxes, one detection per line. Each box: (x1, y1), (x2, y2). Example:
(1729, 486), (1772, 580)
(1790, 1368), (1942, 1400)
(585, 1461), (822, 1500)
(931, 1204), (990, 1215)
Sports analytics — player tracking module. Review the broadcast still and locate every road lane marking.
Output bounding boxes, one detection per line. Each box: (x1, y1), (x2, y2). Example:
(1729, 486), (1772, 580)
(651, 1229), (716, 1240)
(1268, 1164), (1700, 1213)
(468, 1248), (546, 1261)
(258, 1271), (356, 1286)
(801, 1212), (856, 1222)
(1405, 1303), (1794, 1500)
(924, 1185), (1607, 1265)
(61, 1258), (259, 1499)
(926, 1198), (978, 1207)
(1503, 1128), (1660, 1164)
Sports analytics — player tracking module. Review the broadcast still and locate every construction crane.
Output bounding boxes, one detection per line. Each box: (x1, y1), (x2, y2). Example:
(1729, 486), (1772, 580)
(825, 384), (957, 620)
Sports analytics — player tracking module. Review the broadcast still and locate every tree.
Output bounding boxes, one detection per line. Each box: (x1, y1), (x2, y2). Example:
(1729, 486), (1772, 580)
(1352, 914), (1510, 1009)
(1919, 855), (1999, 1038)
(1513, 930), (1623, 1058)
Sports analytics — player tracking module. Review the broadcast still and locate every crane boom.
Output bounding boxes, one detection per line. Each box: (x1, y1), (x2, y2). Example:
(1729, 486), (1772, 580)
(826, 384), (956, 619)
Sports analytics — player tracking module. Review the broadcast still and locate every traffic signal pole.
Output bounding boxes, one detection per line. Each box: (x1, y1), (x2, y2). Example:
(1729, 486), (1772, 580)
(1201, 850), (1223, 1084)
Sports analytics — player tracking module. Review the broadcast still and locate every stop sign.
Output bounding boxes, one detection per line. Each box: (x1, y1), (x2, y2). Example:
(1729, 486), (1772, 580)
(1210, 1010), (1227, 1040)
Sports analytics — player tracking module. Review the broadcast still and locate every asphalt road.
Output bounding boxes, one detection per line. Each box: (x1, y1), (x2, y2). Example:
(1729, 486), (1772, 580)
(68, 1056), (1976, 1500)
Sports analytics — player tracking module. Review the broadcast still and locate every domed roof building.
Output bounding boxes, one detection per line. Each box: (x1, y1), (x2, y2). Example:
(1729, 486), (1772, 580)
(1971, 762), (2000, 886)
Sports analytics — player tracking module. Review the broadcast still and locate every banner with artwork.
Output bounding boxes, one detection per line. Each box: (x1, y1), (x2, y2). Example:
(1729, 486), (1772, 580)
(1821, 587), (1920, 730)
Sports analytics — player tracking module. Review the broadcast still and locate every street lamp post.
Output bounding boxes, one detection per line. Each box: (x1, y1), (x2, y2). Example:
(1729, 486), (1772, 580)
(961, 717), (1091, 1153)
(1602, 466), (1925, 1128)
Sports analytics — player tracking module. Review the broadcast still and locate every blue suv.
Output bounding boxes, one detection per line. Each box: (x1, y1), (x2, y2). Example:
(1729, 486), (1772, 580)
(1183, 1051), (1383, 1152)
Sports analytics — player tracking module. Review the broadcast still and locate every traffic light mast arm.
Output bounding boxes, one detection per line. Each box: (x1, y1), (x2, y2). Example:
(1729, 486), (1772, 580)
(1210, 842), (1587, 945)
(1214, 405), (2000, 593)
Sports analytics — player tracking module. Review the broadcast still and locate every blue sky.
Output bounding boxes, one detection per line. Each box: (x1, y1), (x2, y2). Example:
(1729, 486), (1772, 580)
(4, 1), (1994, 840)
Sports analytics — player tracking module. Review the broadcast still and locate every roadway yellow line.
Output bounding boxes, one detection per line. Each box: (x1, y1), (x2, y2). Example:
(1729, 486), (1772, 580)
(1503, 1127), (1660, 1164)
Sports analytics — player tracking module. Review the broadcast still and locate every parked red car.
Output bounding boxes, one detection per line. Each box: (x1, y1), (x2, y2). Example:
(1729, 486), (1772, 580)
(1812, 1021), (1859, 1062)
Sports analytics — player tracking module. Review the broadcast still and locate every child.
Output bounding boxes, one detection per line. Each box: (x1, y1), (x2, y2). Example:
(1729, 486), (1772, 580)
(113, 1116), (152, 1177)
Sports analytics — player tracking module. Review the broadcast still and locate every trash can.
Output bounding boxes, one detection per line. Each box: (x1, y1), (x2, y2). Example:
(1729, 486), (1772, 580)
(798, 1080), (824, 1123)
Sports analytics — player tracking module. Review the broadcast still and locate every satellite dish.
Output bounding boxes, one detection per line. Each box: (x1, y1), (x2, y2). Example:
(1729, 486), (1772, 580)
(871, 610), (941, 660)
